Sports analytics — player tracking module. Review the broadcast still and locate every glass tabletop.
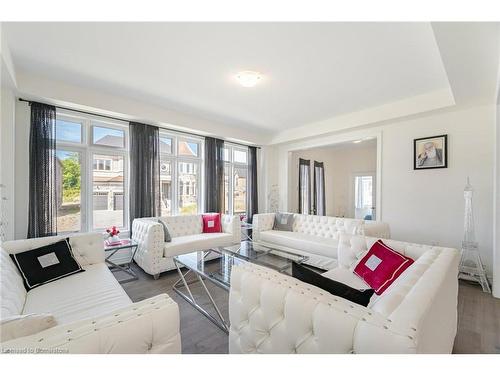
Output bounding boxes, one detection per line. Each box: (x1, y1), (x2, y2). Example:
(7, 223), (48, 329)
(174, 242), (309, 289)
(222, 241), (308, 271)
(104, 239), (138, 251)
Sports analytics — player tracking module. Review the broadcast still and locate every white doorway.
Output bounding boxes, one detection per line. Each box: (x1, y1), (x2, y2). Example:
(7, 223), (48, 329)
(352, 172), (376, 220)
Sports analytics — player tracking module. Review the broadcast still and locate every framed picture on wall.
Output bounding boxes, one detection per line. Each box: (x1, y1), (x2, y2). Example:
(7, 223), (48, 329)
(414, 134), (448, 170)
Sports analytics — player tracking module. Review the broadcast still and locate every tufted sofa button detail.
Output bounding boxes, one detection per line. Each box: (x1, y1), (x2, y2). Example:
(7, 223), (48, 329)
(38, 338), (44, 342)
(383, 325), (389, 330)
(411, 327), (417, 331)
(147, 342), (153, 350)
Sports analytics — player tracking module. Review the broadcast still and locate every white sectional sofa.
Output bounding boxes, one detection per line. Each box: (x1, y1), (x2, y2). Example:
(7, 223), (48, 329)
(229, 234), (460, 354)
(252, 213), (390, 270)
(0, 233), (181, 354)
(132, 214), (241, 278)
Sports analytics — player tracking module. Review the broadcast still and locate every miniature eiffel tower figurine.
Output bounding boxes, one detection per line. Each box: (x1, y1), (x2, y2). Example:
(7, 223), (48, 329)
(458, 177), (491, 293)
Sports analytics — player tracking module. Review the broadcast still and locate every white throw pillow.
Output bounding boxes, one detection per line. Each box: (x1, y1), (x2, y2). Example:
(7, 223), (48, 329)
(0, 313), (57, 342)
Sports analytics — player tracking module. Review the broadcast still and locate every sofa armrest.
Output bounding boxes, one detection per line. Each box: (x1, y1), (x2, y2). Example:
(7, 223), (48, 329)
(1, 294), (181, 354)
(252, 213), (275, 242)
(361, 222), (391, 239)
(221, 215), (241, 244)
(132, 218), (165, 276)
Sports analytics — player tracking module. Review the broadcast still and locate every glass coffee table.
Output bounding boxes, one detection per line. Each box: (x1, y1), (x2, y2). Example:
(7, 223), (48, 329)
(172, 242), (308, 333)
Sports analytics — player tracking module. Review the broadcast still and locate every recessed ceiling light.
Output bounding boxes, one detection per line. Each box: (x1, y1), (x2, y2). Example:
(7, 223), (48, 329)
(353, 140), (363, 144)
(235, 71), (262, 88)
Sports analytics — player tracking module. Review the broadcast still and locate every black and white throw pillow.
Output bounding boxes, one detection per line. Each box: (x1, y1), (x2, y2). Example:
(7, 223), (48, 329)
(9, 238), (84, 291)
(292, 262), (374, 307)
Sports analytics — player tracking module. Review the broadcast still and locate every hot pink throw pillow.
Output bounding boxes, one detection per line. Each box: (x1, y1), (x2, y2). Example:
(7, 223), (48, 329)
(354, 240), (414, 295)
(202, 213), (222, 233)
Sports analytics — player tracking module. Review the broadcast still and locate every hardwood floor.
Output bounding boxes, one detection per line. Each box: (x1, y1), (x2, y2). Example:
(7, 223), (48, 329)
(120, 263), (500, 354)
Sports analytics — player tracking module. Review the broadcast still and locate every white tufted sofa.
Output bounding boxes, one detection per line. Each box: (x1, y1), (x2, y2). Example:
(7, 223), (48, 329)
(132, 214), (240, 278)
(1, 233), (181, 354)
(252, 213), (390, 270)
(229, 234), (460, 354)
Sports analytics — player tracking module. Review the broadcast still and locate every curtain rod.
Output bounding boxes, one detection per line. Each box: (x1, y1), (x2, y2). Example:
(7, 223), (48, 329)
(18, 98), (261, 149)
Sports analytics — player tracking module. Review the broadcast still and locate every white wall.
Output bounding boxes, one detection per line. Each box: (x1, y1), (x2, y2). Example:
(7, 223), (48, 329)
(289, 143), (377, 217)
(14, 101), (30, 239)
(267, 104), (495, 276)
(0, 86), (16, 240)
(494, 91), (500, 297)
(1, 27), (18, 241)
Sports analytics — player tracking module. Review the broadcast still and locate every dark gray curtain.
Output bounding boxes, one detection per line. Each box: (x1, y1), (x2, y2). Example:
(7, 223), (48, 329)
(246, 146), (258, 223)
(313, 161), (326, 216)
(129, 122), (161, 232)
(28, 102), (57, 238)
(204, 137), (225, 213)
(298, 158), (311, 214)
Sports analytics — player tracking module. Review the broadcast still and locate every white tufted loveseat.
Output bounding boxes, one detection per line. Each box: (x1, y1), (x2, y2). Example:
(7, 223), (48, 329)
(132, 214), (240, 278)
(252, 213), (390, 270)
(229, 234), (460, 354)
(0, 233), (181, 354)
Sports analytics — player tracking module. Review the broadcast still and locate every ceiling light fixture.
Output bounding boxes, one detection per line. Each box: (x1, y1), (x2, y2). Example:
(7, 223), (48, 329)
(235, 71), (262, 87)
(353, 139), (363, 144)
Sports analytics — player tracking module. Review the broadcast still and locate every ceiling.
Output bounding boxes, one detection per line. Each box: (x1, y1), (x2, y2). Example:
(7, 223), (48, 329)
(3, 22), (499, 143)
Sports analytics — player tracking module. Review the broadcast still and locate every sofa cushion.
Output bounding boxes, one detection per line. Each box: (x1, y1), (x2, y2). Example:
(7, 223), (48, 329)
(158, 215), (202, 237)
(202, 213), (222, 233)
(163, 233), (234, 258)
(9, 238), (85, 291)
(292, 262), (374, 307)
(322, 267), (371, 290)
(273, 212), (294, 231)
(23, 263), (131, 325)
(259, 230), (338, 259)
(354, 240), (414, 295)
(0, 250), (27, 319)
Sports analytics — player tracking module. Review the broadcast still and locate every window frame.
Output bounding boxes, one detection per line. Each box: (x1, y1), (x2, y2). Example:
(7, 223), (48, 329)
(159, 130), (204, 216)
(55, 109), (130, 234)
(223, 144), (248, 215)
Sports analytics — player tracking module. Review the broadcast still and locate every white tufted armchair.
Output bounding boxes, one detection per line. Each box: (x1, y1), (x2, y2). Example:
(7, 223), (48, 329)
(252, 213), (390, 270)
(132, 214), (241, 278)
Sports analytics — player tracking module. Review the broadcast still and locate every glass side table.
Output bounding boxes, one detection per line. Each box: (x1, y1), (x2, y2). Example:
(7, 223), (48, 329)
(103, 239), (139, 283)
(240, 221), (252, 242)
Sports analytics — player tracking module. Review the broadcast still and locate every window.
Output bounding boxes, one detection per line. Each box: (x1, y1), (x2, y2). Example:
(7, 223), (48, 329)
(56, 150), (82, 232)
(354, 174), (374, 220)
(55, 112), (128, 233)
(93, 158), (112, 171)
(92, 125), (125, 148)
(56, 119), (82, 143)
(223, 145), (248, 214)
(178, 140), (200, 157)
(92, 154), (124, 229)
(159, 132), (203, 216)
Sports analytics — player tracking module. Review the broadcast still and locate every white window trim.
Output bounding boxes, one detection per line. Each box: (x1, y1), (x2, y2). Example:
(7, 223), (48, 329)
(224, 143), (248, 215)
(159, 130), (204, 216)
(56, 109), (130, 234)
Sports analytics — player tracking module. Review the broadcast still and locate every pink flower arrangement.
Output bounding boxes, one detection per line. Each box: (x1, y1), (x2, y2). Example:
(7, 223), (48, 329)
(106, 226), (120, 238)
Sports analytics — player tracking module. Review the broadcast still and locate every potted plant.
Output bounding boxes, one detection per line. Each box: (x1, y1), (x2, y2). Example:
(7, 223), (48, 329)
(106, 226), (121, 245)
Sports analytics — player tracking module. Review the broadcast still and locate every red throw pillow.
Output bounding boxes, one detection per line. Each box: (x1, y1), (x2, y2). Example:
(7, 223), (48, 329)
(202, 213), (222, 233)
(354, 240), (414, 295)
